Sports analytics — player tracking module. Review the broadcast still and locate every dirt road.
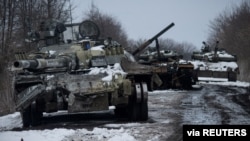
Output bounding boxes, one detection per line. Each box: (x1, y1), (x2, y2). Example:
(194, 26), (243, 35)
(8, 83), (250, 141)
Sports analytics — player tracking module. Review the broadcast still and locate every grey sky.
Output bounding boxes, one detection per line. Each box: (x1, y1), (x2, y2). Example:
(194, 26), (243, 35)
(72, 0), (242, 49)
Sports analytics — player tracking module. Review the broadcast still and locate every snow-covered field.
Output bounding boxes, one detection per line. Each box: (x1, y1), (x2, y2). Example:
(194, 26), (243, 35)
(0, 80), (249, 141)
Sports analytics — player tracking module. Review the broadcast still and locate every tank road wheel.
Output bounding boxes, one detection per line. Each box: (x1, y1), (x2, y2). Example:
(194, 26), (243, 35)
(30, 101), (43, 126)
(140, 82), (148, 121)
(128, 82), (149, 121)
(21, 106), (32, 128)
(21, 101), (43, 127)
(114, 106), (128, 117)
(128, 83), (141, 121)
(129, 101), (141, 121)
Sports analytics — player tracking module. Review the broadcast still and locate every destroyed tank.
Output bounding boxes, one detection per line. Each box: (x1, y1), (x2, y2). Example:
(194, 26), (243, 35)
(12, 20), (151, 127)
(191, 41), (239, 81)
(132, 23), (198, 90)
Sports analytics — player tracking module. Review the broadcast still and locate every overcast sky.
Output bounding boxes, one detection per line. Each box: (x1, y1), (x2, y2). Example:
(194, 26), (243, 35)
(72, 0), (242, 49)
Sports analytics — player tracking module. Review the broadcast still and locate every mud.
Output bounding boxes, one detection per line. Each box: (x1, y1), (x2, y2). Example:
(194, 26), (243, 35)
(10, 84), (250, 141)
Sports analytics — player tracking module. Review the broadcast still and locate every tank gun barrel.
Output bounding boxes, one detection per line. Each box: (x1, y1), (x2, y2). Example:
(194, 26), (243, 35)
(132, 22), (175, 56)
(13, 55), (76, 70)
(14, 60), (39, 69)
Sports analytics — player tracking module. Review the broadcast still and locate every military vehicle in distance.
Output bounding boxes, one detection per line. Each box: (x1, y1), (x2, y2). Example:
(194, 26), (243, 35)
(191, 41), (239, 81)
(132, 23), (198, 90)
(13, 20), (152, 127)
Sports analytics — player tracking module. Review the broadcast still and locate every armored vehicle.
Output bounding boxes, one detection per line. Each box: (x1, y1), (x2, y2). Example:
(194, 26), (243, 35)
(13, 20), (151, 127)
(137, 49), (196, 90)
(191, 41), (239, 81)
(137, 49), (180, 65)
(132, 23), (198, 90)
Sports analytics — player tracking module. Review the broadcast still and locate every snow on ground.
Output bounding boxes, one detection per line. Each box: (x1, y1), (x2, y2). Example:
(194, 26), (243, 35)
(198, 78), (250, 87)
(0, 129), (75, 141)
(0, 80), (249, 141)
(0, 112), (22, 131)
(0, 113), (137, 141)
(62, 128), (136, 141)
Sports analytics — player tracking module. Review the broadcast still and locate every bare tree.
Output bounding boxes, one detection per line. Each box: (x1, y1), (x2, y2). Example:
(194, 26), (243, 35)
(208, 0), (250, 81)
(14, 0), (71, 49)
(40, 0), (70, 22)
(128, 37), (196, 60)
(84, 3), (128, 48)
(126, 38), (148, 53)
(0, 0), (18, 115)
(0, 0), (71, 115)
(158, 38), (196, 60)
